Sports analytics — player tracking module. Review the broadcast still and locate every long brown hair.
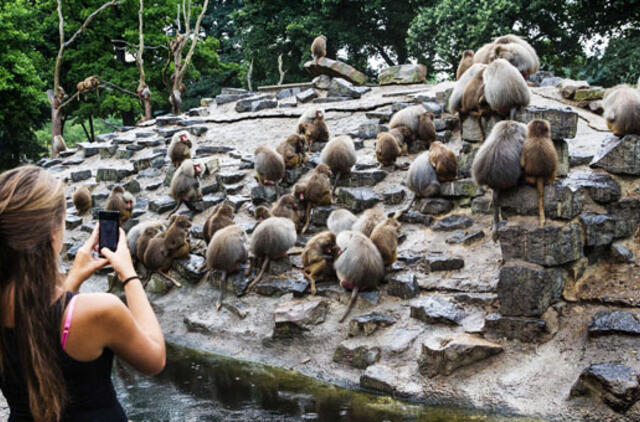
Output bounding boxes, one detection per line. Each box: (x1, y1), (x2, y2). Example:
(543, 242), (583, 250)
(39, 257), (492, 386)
(0, 165), (67, 421)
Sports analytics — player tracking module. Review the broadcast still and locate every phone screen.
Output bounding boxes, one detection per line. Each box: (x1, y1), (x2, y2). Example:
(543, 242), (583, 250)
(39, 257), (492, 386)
(98, 210), (120, 255)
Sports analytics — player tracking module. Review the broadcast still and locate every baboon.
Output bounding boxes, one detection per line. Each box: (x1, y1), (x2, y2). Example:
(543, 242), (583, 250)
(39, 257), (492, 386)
(405, 151), (441, 210)
(169, 159), (203, 215)
(352, 207), (386, 237)
(298, 108), (324, 127)
(334, 231), (385, 322)
(489, 43), (539, 80)
(473, 43), (494, 64)
(276, 134), (307, 169)
(271, 194), (301, 231)
(168, 131), (193, 167)
(388, 125), (413, 152)
(127, 220), (165, 260)
(460, 67), (490, 138)
(311, 35), (327, 64)
(521, 120), (558, 227)
(472, 120), (527, 239)
(205, 224), (248, 310)
(72, 186), (92, 215)
(106, 186), (135, 224)
(493, 34), (539, 77)
(456, 49), (475, 80)
(417, 112), (436, 145)
(141, 233), (182, 288)
(52, 135), (67, 158)
(302, 231), (339, 295)
(135, 225), (164, 263)
(603, 85), (640, 137)
(203, 203), (235, 245)
(483, 59), (530, 119)
(298, 110), (329, 150)
(428, 141), (458, 183)
(389, 105), (435, 144)
(245, 217), (297, 293)
(254, 205), (272, 222)
(327, 209), (357, 235)
(375, 132), (403, 167)
(77, 76), (99, 99)
(320, 136), (356, 193)
(370, 216), (401, 266)
(164, 215), (192, 259)
(254, 146), (285, 189)
(293, 163), (333, 233)
(448, 63), (487, 114)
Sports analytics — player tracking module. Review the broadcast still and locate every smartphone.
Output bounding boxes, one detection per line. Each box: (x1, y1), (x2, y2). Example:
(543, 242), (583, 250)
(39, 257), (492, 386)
(98, 210), (120, 255)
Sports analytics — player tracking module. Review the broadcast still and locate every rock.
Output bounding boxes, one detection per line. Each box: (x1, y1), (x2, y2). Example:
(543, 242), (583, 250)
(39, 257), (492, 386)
(148, 196), (177, 214)
(498, 222), (583, 266)
(70, 169), (92, 182)
(554, 139), (570, 177)
(382, 187), (406, 205)
(221, 87), (248, 95)
(461, 115), (501, 142)
(126, 143), (145, 152)
(607, 198), (640, 238)
(253, 275), (309, 297)
(327, 78), (362, 99)
(336, 187), (381, 213)
(589, 100), (604, 114)
(580, 213), (615, 246)
(564, 170), (621, 204)
(386, 272), (420, 299)
(425, 255), (464, 271)
(215, 92), (253, 105)
(338, 169), (386, 187)
(200, 97), (215, 107)
(559, 79), (590, 99)
(446, 230), (485, 245)
(155, 114), (182, 126)
(348, 312), (397, 337)
(611, 243), (634, 263)
(397, 210), (433, 226)
(273, 299), (329, 338)
(63, 157), (84, 166)
(311, 75), (332, 90)
(304, 57), (367, 86)
(589, 310), (640, 337)
(471, 197), (492, 214)
(309, 205), (339, 228)
(235, 95), (277, 112)
(571, 151), (595, 167)
(570, 362), (640, 412)
(96, 166), (134, 182)
(353, 119), (383, 139)
(116, 148), (134, 159)
(540, 76), (563, 87)
(190, 194), (225, 213)
(226, 195), (250, 211)
(360, 364), (397, 394)
(410, 296), (466, 325)
(333, 340), (381, 369)
(457, 141), (481, 177)
(276, 87), (302, 100)
(484, 313), (548, 343)
(195, 145), (234, 155)
(189, 126), (208, 136)
(591, 135), (640, 175)
(78, 142), (116, 158)
(514, 106), (578, 140)
(172, 254), (207, 284)
(124, 179), (141, 194)
(574, 87), (605, 102)
(415, 198), (453, 215)
(378, 64), (427, 85)
(418, 333), (503, 377)
(251, 184), (282, 204)
(187, 106), (208, 117)
(41, 158), (62, 168)
(216, 171), (246, 185)
(365, 109), (393, 123)
(432, 215), (473, 231)
(441, 178), (484, 198)
(65, 215), (82, 230)
(498, 261), (565, 317)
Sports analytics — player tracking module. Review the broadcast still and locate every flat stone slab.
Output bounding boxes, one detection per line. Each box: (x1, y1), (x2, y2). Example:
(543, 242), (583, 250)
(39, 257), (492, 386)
(514, 105), (578, 140)
(304, 57), (367, 85)
(589, 310), (640, 337)
(338, 169), (386, 187)
(348, 312), (397, 337)
(424, 255), (464, 271)
(327, 78), (363, 99)
(386, 272), (420, 299)
(591, 135), (640, 176)
(172, 254), (207, 284)
(570, 362), (640, 412)
(333, 339), (380, 369)
(446, 230), (485, 245)
(415, 198), (452, 215)
(579, 213), (615, 246)
(273, 298), (329, 339)
(96, 166), (134, 182)
(432, 215), (473, 232)
(253, 275), (309, 297)
(337, 187), (381, 213)
(410, 296), (466, 325)
(484, 313), (548, 343)
(418, 333), (503, 377)
(359, 364), (397, 394)
(149, 196), (177, 214)
(378, 64), (427, 85)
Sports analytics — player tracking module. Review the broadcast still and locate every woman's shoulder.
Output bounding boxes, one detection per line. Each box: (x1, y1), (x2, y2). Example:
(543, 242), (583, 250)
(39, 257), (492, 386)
(72, 292), (128, 322)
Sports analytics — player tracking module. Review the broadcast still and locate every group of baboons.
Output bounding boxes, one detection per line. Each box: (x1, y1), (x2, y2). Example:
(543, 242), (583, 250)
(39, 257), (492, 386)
(67, 33), (640, 321)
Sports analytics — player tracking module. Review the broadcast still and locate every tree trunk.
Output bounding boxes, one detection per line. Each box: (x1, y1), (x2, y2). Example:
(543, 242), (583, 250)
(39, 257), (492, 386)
(89, 114), (95, 142)
(80, 122), (92, 142)
(121, 110), (135, 126)
(170, 85), (182, 115)
(143, 95), (152, 120)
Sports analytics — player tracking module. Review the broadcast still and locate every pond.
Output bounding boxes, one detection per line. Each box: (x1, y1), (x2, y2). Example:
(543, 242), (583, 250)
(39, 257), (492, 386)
(113, 342), (543, 422)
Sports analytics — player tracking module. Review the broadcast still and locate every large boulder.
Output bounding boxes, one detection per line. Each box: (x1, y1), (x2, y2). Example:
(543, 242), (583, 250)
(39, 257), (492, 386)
(498, 261), (565, 317)
(570, 362), (640, 412)
(418, 333), (503, 377)
(591, 135), (640, 176)
(304, 57), (366, 86)
(378, 64), (427, 85)
(514, 105), (579, 140)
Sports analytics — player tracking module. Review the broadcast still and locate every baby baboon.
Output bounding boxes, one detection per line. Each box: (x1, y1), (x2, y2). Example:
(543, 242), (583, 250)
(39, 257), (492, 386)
(472, 120), (527, 239)
(302, 231), (339, 295)
(521, 120), (558, 227)
(311, 35), (327, 64)
(72, 186), (92, 215)
(473, 43), (494, 64)
(489, 43), (538, 81)
(299, 110), (329, 151)
(127, 220), (164, 259)
(52, 135), (67, 158)
(271, 193), (301, 231)
(448, 63), (486, 114)
(493, 34), (539, 77)
(327, 208), (357, 235)
(375, 132), (403, 167)
(135, 225), (164, 263)
(254, 146), (285, 189)
(483, 59), (530, 119)
(245, 217), (297, 293)
(603, 85), (640, 137)
(405, 151), (441, 210)
(254, 205), (272, 222)
(203, 203), (235, 245)
(461, 67), (490, 138)
(456, 49), (475, 80)
(334, 231), (385, 322)
(141, 233), (182, 288)
(294, 163), (333, 233)
(320, 136), (356, 193)
(370, 216), (401, 266)
(205, 224), (248, 310)
(276, 134), (307, 169)
(168, 131), (193, 167)
(106, 186), (135, 224)
(169, 159), (203, 215)
(164, 215), (192, 259)
(352, 207), (386, 237)
(428, 141), (458, 183)
(388, 125), (413, 152)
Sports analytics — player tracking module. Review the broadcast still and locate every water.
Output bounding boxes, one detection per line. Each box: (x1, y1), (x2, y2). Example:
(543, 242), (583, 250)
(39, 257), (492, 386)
(113, 342), (542, 422)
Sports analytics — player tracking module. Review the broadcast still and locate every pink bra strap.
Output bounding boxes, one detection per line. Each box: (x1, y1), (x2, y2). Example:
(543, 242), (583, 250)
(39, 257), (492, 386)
(61, 295), (78, 350)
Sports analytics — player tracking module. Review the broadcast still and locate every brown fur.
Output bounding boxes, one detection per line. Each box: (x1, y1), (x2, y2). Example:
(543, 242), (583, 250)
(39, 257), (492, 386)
(170, 159), (203, 214)
(352, 207), (386, 237)
(388, 125), (413, 152)
(294, 163), (333, 233)
(428, 141), (458, 183)
(327, 209), (357, 235)
(72, 186), (92, 215)
(168, 131), (193, 167)
(206, 224), (248, 310)
(254, 205), (272, 222)
(143, 233), (172, 274)
(164, 215), (192, 258)
(52, 135), (67, 158)
(461, 67), (490, 138)
(311, 35), (327, 64)
(321, 136), (356, 191)
(493, 34), (539, 77)
(375, 132), (403, 166)
(603, 85), (640, 137)
(370, 217), (401, 266)
(417, 112), (436, 145)
(520, 120), (558, 227)
(473, 43), (494, 64)
(489, 43), (538, 80)
(271, 194), (301, 231)
(456, 49), (475, 80)
(105, 186), (135, 224)
(136, 225), (163, 262)
(203, 203), (235, 245)
(298, 111), (329, 150)
(254, 146), (285, 185)
(483, 59), (530, 117)
(302, 231), (339, 295)
(276, 134), (307, 169)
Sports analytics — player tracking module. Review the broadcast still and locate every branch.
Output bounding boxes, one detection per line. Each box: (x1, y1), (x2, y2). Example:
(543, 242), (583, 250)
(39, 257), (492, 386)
(100, 80), (138, 97)
(58, 91), (81, 109)
(277, 54), (286, 85)
(375, 44), (396, 67)
(247, 58), (253, 91)
(64, 0), (122, 48)
(111, 39), (167, 51)
(177, 0), (209, 80)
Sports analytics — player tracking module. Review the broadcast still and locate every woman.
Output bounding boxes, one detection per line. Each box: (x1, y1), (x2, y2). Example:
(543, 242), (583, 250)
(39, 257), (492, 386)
(0, 166), (165, 421)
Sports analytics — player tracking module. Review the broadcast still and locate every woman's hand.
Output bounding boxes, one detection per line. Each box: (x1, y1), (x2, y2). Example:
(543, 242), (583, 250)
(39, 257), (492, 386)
(65, 225), (109, 292)
(100, 228), (137, 282)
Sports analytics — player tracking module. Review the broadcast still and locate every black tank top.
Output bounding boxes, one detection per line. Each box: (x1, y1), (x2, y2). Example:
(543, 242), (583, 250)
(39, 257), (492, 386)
(0, 292), (127, 421)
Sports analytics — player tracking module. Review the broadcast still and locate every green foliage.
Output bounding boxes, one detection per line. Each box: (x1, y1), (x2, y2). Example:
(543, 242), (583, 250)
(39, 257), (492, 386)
(35, 116), (121, 147)
(579, 30), (640, 87)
